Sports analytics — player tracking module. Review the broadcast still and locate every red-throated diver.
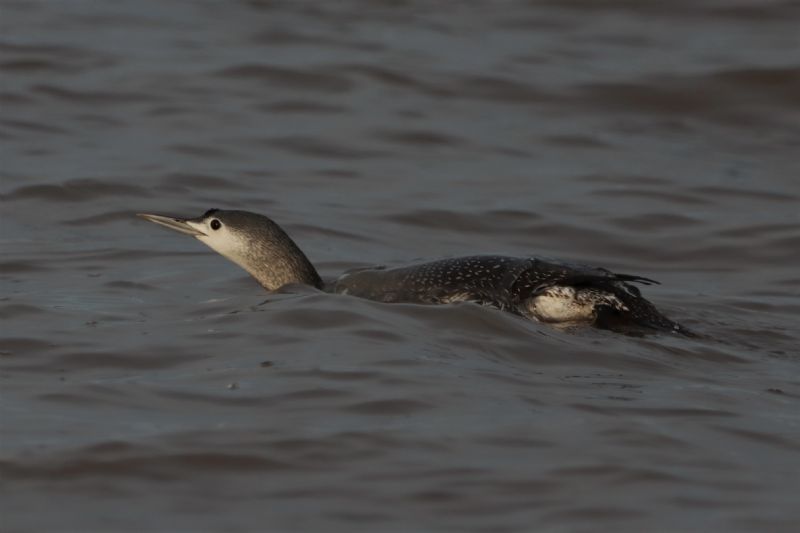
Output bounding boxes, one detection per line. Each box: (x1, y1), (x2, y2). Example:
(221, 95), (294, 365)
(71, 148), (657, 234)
(137, 209), (690, 334)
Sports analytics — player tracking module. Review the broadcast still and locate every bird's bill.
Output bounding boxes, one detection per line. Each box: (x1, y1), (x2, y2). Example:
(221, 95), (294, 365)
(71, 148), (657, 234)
(137, 213), (207, 237)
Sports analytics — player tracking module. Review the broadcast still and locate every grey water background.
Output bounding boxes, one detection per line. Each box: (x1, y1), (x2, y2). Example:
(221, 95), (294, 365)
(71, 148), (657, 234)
(2, 1), (800, 532)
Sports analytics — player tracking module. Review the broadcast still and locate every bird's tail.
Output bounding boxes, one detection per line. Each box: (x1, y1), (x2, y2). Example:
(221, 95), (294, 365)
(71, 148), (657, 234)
(596, 282), (694, 336)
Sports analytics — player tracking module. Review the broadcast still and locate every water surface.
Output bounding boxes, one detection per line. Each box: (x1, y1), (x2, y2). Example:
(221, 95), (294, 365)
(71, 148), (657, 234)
(2, 1), (800, 532)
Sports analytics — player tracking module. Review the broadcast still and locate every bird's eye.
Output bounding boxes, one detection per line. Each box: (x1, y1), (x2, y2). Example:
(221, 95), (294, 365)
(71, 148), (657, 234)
(210, 219), (221, 230)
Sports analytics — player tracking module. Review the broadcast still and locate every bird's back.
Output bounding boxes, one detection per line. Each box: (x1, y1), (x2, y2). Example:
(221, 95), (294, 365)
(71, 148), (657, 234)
(331, 255), (688, 334)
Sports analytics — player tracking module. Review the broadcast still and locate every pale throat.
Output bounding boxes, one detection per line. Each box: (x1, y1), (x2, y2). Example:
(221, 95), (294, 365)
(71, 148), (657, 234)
(198, 235), (311, 291)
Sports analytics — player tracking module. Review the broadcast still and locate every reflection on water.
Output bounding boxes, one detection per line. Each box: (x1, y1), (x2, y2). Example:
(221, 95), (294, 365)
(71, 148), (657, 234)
(2, 0), (799, 531)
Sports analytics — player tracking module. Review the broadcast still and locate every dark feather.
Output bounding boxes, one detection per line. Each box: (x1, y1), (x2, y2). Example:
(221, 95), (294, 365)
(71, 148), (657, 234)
(333, 255), (689, 335)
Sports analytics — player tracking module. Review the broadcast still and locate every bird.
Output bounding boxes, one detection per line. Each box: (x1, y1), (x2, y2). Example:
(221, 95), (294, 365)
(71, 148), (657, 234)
(137, 208), (691, 335)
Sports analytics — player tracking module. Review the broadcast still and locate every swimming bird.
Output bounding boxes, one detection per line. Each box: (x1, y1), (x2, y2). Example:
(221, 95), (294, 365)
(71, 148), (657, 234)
(137, 209), (690, 334)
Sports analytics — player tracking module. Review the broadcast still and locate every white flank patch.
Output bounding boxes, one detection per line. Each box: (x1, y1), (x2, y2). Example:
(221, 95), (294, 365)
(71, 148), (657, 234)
(525, 286), (625, 323)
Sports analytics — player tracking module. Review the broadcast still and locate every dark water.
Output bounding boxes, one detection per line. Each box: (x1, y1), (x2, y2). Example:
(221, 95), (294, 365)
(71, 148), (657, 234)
(2, 1), (800, 531)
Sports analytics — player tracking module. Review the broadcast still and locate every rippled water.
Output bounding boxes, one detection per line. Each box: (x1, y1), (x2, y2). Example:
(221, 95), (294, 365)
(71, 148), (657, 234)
(2, 1), (800, 532)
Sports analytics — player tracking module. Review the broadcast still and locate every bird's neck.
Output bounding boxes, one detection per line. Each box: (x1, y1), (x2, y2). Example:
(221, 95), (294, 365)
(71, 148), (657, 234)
(239, 240), (323, 291)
